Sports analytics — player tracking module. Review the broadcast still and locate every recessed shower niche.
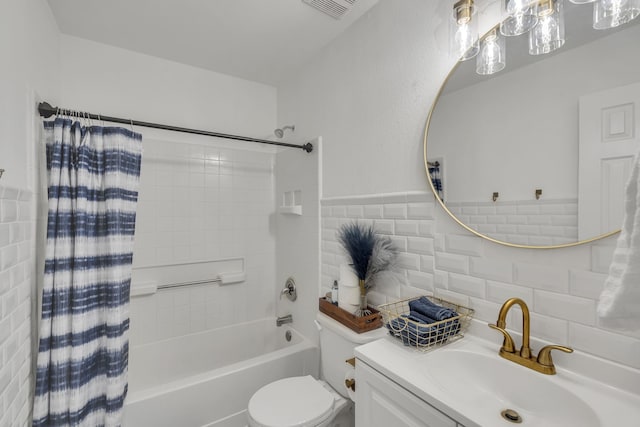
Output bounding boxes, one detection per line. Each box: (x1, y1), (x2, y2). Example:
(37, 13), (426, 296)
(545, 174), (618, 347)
(279, 190), (303, 215)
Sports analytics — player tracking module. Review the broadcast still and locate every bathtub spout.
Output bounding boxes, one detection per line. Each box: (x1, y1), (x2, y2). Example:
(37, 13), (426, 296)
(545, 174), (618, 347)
(276, 314), (293, 327)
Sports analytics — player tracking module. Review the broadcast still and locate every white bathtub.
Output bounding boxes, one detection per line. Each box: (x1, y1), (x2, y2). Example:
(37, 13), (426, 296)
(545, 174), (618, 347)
(123, 318), (319, 427)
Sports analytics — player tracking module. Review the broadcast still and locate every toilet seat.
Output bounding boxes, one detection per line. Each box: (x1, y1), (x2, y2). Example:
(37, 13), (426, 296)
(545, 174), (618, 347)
(248, 375), (335, 427)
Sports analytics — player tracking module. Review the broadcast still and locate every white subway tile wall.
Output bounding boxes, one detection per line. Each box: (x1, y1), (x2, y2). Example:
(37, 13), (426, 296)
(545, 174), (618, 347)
(0, 187), (33, 427)
(129, 139), (277, 345)
(447, 199), (578, 245)
(321, 191), (640, 391)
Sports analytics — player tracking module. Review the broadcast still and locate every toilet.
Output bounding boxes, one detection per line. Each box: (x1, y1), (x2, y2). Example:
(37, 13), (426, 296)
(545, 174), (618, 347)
(247, 312), (388, 427)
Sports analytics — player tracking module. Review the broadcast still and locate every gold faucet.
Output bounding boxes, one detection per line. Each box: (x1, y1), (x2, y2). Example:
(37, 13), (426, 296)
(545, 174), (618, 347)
(488, 298), (573, 375)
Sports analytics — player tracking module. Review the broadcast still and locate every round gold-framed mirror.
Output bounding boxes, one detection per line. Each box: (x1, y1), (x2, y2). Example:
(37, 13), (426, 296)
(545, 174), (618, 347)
(424, 1), (640, 249)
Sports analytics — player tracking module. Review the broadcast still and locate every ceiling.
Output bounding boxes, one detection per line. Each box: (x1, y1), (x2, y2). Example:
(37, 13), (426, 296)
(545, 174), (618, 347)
(46, 0), (379, 86)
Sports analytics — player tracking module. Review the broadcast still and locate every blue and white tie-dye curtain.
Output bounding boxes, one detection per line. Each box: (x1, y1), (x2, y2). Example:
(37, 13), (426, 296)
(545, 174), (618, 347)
(428, 162), (444, 202)
(33, 118), (142, 427)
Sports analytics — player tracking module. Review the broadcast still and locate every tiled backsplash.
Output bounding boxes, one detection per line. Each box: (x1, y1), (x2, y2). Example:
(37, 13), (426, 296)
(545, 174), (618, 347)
(0, 186), (33, 426)
(446, 198), (578, 245)
(129, 138), (277, 346)
(322, 192), (439, 297)
(321, 191), (640, 393)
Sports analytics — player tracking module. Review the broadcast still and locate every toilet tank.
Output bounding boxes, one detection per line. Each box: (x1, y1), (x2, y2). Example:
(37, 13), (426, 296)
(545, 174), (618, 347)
(316, 312), (388, 398)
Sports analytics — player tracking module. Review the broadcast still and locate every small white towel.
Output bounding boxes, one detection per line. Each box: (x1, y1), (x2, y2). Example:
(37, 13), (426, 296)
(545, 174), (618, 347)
(597, 149), (640, 331)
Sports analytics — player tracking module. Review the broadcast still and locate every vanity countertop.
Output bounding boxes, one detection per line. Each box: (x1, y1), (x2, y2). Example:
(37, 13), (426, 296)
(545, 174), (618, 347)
(355, 334), (640, 427)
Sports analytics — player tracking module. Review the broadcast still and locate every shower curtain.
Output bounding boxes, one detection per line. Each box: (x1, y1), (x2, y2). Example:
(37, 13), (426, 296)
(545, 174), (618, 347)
(428, 162), (444, 202)
(33, 117), (142, 427)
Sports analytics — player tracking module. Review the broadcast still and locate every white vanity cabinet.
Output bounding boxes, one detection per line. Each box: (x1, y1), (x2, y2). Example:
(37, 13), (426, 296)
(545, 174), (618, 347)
(355, 336), (640, 427)
(355, 360), (464, 427)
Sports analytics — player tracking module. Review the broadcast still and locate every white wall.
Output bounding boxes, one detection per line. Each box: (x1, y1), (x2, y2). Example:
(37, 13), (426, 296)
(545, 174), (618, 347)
(59, 35), (276, 140)
(58, 36), (281, 344)
(129, 133), (278, 346)
(275, 139), (322, 345)
(0, 188), (36, 427)
(278, 0), (640, 393)
(0, 1), (60, 425)
(0, 0), (60, 189)
(277, 1), (457, 198)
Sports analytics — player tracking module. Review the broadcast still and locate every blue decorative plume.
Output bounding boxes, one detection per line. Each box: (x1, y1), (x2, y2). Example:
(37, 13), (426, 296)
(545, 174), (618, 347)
(337, 222), (376, 281)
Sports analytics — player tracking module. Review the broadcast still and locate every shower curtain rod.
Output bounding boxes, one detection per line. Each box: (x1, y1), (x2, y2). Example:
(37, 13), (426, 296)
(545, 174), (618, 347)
(37, 102), (313, 153)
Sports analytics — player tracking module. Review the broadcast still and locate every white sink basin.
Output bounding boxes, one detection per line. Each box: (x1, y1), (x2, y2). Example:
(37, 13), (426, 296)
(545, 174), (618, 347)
(421, 349), (598, 427)
(355, 335), (640, 427)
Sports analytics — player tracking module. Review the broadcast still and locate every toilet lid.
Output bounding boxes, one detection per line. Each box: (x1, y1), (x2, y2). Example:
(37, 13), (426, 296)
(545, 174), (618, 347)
(248, 375), (334, 427)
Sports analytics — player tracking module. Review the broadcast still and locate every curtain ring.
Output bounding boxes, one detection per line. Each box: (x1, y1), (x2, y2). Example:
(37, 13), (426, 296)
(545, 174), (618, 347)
(130, 119), (134, 133)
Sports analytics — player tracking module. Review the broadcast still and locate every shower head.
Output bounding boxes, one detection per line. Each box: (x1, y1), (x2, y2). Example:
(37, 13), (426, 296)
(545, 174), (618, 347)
(274, 125), (295, 138)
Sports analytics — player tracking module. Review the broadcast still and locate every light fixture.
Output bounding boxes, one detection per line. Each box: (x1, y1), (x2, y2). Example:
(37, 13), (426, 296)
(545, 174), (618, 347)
(476, 29), (506, 75)
(593, 0), (640, 29)
(455, 0), (635, 76)
(529, 0), (565, 55)
(450, 0), (479, 61)
(501, 0), (539, 36)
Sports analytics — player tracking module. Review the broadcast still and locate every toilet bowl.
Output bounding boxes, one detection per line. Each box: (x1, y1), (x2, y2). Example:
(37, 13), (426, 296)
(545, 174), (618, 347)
(247, 312), (387, 427)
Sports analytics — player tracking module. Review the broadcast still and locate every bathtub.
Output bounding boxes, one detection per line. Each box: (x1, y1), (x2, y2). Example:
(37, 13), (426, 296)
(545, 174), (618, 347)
(123, 318), (319, 427)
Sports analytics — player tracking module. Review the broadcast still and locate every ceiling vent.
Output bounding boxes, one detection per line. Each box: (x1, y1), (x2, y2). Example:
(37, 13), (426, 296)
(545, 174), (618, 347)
(302, 0), (357, 20)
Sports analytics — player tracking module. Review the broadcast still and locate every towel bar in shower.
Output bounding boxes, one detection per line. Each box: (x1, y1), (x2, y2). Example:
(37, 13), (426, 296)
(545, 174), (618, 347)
(156, 272), (246, 291)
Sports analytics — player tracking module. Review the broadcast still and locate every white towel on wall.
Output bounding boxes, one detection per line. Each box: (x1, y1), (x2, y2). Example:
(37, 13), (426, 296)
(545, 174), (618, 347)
(597, 149), (640, 331)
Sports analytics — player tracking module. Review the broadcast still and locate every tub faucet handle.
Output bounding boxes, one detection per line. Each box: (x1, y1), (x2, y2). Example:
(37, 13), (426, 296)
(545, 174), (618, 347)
(280, 277), (297, 302)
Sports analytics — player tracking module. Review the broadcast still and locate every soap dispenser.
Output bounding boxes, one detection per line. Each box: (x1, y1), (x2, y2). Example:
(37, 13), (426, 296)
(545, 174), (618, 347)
(331, 280), (339, 305)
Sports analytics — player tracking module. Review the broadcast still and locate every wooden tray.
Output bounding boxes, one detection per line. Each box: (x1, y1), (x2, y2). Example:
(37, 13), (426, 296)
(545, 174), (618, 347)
(318, 297), (383, 333)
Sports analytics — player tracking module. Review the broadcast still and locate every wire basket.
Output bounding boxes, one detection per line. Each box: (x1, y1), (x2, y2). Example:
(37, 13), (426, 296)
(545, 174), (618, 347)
(377, 296), (474, 351)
